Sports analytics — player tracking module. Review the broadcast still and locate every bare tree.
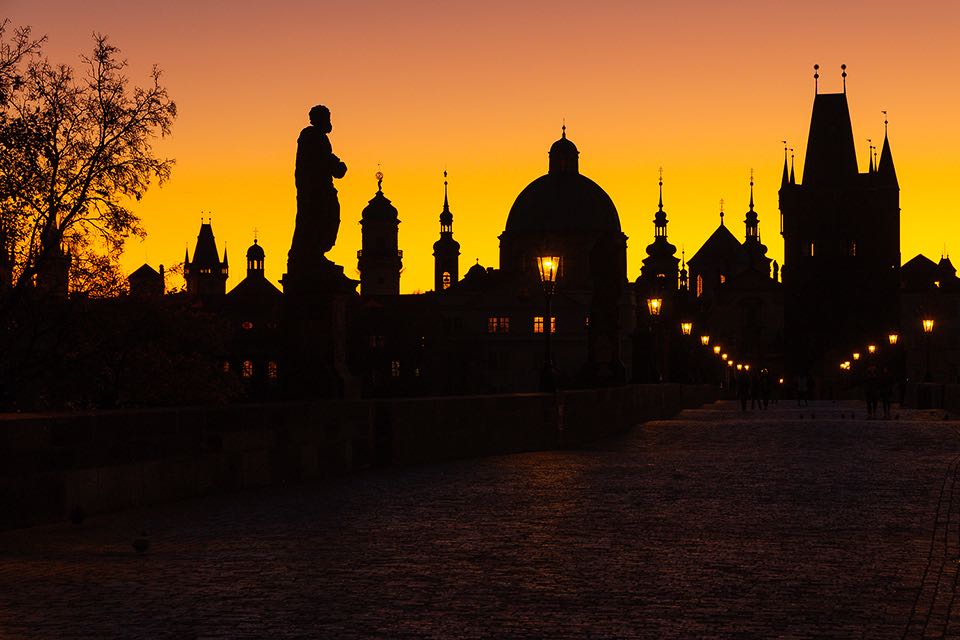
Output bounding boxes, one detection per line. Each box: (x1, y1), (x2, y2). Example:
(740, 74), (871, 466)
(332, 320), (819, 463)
(0, 24), (176, 298)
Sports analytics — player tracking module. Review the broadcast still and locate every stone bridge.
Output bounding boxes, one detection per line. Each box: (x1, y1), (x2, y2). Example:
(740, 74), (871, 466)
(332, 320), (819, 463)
(2, 399), (959, 638)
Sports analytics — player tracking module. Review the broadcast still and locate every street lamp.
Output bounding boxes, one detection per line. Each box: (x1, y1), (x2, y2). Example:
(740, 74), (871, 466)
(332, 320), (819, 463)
(701, 335), (710, 347)
(537, 255), (561, 391)
(646, 297), (662, 317)
(888, 332), (899, 346)
(922, 317), (935, 382)
(713, 345), (721, 355)
(867, 344), (877, 355)
(852, 352), (861, 361)
(680, 321), (693, 336)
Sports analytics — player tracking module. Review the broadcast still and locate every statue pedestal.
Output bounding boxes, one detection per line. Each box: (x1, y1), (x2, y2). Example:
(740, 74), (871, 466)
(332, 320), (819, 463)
(280, 259), (359, 399)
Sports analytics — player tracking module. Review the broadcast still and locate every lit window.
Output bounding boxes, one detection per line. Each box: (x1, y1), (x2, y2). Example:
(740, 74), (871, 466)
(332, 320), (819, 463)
(222, 361), (230, 373)
(391, 360), (400, 377)
(241, 321), (254, 330)
(442, 272), (451, 289)
(242, 360), (253, 378)
(267, 361), (278, 380)
(534, 316), (556, 334)
(487, 316), (510, 333)
(696, 275), (703, 297)
(808, 242), (815, 257)
(849, 241), (857, 257)
(719, 274), (726, 284)
(585, 315), (591, 328)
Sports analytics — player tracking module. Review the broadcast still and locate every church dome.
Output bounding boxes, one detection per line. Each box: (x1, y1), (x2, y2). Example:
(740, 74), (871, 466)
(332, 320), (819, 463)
(246, 239), (265, 260)
(504, 129), (620, 234)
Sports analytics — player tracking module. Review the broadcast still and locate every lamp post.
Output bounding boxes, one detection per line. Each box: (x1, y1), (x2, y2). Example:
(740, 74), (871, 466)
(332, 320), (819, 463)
(646, 296), (663, 382)
(537, 255), (561, 392)
(922, 318), (935, 383)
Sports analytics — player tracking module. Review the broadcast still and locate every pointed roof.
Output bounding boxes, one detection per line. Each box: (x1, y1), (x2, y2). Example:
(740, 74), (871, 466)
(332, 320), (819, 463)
(901, 253), (938, 291)
(877, 132), (898, 187)
(781, 146), (790, 187)
(190, 222), (223, 268)
(688, 222), (742, 270)
(361, 173), (400, 224)
(439, 170), (453, 228)
(802, 93), (858, 186)
(129, 263), (162, 281)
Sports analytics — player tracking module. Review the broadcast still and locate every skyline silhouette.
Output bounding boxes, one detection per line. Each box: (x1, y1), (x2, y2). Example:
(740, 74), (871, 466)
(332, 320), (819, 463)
(5, 1), (959, 292)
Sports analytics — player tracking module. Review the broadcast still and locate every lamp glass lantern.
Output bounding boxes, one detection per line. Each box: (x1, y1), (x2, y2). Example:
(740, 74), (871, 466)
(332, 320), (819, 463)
(646, 297), (663, 317)
(681, 321), (693, 336)
(700, 335), (710, 346)
(867, 344), (877, 354)
(852, 352), (860, 361)
(888, 332), (899, 345)
(923, 318), (935, 334)
(713, 345), (721, 355)
(537, 256), (561, 291)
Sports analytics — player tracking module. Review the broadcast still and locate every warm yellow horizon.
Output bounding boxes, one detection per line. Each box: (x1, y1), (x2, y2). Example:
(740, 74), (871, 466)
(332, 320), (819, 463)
(6, 0), (959, 292)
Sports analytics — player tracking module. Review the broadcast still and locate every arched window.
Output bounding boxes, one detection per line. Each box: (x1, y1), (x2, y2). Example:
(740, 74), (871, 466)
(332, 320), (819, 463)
(696, 275), (703, 297)
(442, 272), (451, 289)
(267, 361), (278, 380)
(242, 360), (254, 378)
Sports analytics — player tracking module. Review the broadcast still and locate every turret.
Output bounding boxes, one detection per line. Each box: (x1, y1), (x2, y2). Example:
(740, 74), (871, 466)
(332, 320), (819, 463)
(357, 172), (402, 296)
(432, 171), (460, 291)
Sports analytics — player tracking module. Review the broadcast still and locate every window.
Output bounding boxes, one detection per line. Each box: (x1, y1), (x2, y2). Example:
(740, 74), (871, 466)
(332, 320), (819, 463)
(487, 316), (510, 333)
(848, 241), (857, 257)
(391, 360), (400, 377)
(442, 272), (451, 289)
(805, 242), (815, 257)
(533, 316), (557, 334)
(241, 360), (253, 378)
(222, 361), (231, 373)
(696, 275), (703, 297)
(241, 321), (254, 330)
(585, 315), (591, 328)
(267, 361), (278, 380)
(719, 274), (726, 284)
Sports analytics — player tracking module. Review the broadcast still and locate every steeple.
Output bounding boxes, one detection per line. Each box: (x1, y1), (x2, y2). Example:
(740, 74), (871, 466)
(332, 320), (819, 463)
(654, 168), (667, 238)
(433, 169), (461, 291)
(868, 139), (875, 173)
(185, 219), (228, 300)
(802, 72), (858, 185)
(877, 112), (898, 187)
(246, 238), (265, 278)
(744, 171), (759, 240)
(789, 149), (796, 184)
(640, 170), (679, 289)
(359, 170), (403, 296)
(781, 142), (790, 187)
(719, 199), (725, 227)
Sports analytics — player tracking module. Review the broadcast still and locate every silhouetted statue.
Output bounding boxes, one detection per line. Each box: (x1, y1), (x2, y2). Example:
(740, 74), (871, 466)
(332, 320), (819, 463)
(288, 105), (347, 272)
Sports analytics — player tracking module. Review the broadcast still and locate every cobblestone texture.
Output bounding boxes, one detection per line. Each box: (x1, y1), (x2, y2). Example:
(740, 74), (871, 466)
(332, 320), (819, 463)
(1, 400), (958, 638)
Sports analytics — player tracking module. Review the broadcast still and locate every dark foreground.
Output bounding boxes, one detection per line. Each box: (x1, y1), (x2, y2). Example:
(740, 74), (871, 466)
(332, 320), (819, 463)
(1, 400), (958, 639)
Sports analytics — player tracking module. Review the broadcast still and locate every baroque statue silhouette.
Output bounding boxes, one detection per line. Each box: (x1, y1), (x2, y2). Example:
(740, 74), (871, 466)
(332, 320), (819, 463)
(288, 104), (347, 272)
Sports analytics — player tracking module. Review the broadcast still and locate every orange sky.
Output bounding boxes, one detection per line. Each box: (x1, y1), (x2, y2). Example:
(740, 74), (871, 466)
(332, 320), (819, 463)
(5, 0), (960, 293)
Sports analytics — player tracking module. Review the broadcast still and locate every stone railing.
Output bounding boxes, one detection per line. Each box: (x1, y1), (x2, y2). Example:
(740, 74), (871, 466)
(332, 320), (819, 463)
(0, 383), (717, 530)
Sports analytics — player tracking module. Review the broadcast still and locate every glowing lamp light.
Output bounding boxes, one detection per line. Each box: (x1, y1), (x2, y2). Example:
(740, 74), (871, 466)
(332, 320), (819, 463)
(852, 352), (860, 361)
(888, 333), (899, 345)
(537, 256), (561, 287)
(923, 318), (935, 334)
(713, 345), (721, 355)
(646, 297), (663, 317)
(736, 363), (743, 371)
(700, 335), (710, 346)
(778, 378), (784, 384)
(744, 364), (751, 371)
(722, 353), (728, 361)
(681, 321), (693, 336)
(727, 360), (734, 367)
(867, 344), (876, 354)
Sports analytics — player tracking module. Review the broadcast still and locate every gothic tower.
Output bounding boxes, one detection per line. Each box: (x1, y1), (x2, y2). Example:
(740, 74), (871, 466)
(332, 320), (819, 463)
(779, 66), (900, 375)
(432, 171), (460, 291)
(358, 172), (402, 296)
(185, 219), (229, 301)
(638, 171), (679, 295)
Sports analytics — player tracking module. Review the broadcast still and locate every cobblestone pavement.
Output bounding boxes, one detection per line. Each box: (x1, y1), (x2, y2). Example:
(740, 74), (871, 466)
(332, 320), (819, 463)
(2, 400), (960, 639)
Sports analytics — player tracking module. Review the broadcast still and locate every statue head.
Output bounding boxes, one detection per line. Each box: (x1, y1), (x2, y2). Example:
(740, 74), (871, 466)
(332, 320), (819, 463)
(309, 105), (332, 132)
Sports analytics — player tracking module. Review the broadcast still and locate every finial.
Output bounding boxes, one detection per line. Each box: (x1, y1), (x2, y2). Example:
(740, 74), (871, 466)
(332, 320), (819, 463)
(561, 118), (566, 139)
(719, 198), (725, 225)
(681, 246), (686, 267)
(841, 64), (847, 93)
(443, 168), (449, 210)
(253, 227), (259, 242)
(867, 138), (874, 173)
(789, 148), (795, 183)
(376, 169), (384, 192)
(658, 167), (664, 210)
(814, 64), (820, 93)
(749, 169), (755, 210)
(882, 110), (888, 136)
(783, 140), (788, 162)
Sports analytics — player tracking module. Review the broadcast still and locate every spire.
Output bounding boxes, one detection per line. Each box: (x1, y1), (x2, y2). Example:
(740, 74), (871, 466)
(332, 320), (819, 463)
(184, 245), (190, 266)
(745, 171), (759, 240)
(877, 111), (898, 187)
(719, 198), (725, 226)
(803, 86), (858, 185)
(781, 141), (790, 187)
(841, 64), (847, 94)
(439, 169), (453, 233)
(867, 139), (874, 173)
(789, 148), (796, 184)
(814, 64), (820, 94)
(653, 168), (668, 238)
(222, 245), (228, 266)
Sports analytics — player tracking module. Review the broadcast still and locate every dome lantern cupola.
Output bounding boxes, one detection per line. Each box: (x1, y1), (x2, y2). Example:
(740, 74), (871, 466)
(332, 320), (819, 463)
(548, 124), (579, 174)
